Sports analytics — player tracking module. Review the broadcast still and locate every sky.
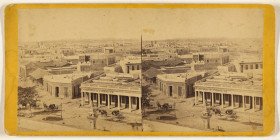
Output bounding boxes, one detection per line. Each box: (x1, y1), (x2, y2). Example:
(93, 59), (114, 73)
(18, 8), (263, 42)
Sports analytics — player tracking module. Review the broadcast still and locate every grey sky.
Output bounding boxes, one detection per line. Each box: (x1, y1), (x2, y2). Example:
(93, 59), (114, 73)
(18, 8), (263, 42)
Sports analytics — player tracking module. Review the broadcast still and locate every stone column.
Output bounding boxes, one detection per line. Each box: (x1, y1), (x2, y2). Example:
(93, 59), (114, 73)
(97, 93), (100, 107)
(202, 91), (205, 105)
(118, 95), (121, 110)
(129, 96), (132, 112)
(249, 96), (251, 109)
(89, 93), (92, 107)
(108, 94), (110, 109)
(138, 97), (142, 110)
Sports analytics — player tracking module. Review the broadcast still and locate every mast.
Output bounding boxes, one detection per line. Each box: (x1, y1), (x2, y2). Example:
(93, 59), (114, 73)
(141, 35), (143, 51)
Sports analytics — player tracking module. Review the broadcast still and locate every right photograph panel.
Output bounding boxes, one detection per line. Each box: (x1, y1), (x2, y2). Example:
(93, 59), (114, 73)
(141, 8), (263, 132)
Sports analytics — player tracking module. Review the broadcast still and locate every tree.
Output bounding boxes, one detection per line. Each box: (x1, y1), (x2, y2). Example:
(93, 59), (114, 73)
(141, 84), (151, 115)
(18, 86), (38, 110)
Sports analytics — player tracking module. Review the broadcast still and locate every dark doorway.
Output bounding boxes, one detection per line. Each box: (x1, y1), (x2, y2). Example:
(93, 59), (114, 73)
(55, 87), (59, 97)
(127, 66), (130, 73)
(169, 86), (173, 97)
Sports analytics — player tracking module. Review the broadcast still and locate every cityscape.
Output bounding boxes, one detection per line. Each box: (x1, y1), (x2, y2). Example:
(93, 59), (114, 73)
(17, 8), (263, 132)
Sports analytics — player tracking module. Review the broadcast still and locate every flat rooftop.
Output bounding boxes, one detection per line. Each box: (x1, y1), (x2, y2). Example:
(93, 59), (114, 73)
(157, 71), (206, 82)
(43, 73), (90, 84)
(82, 73), (141, 90)
(195, 72), (262, 96)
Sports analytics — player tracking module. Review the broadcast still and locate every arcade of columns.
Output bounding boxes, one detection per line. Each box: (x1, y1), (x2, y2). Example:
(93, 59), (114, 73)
(194, 90), (262, 111)
(81, 92), (141, 112)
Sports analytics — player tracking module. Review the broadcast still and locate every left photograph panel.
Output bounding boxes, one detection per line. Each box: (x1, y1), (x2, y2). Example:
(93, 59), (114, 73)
(17, 8), (143, 132)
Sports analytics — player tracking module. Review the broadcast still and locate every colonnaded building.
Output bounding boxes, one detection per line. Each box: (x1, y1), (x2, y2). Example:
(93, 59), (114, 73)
(80, 73), (141, 113)
(194, 71), (263, 112)
(80, 55), (142, 114)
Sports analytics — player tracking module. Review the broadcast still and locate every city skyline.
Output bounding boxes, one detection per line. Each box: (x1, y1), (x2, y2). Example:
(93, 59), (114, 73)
(18, 8), (263, 43)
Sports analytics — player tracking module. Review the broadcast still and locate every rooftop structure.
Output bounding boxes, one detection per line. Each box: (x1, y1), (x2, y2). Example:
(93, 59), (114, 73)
(194, 72), (262, 111)
(157, 71), (206, 99)
(43, 72), (102, 99)
(80, 73), (141, 113)
(119, 56), (141, 78)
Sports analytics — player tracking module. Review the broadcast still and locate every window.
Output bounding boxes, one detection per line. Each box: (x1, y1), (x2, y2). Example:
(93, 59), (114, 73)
(169, 86), (173, 96)
(137, 65), (140, 70)
(245, 65), (248, 70)
(250, 65), (253, 69)
(178, 86), (182, 97)
(255, 64), (259, 69)
(132, 66), (135, 70)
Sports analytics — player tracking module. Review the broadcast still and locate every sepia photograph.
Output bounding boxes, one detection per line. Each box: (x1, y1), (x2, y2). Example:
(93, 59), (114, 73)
(17, 7), (263, 132)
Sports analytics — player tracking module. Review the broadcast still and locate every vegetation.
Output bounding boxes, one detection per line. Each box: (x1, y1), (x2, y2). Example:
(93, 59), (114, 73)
(141, 85), (152, 115)
(18, 86), (38, 109)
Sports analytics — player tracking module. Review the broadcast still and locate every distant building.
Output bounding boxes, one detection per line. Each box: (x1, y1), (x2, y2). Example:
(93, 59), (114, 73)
(43, 73), (98, 99)
(63, 55), (79, 65)
(19, 62), (38, 79)
(239, 61), (262, 74)
(159, 65), (191, 74)
(29, 68), (51, 85)
(157, 72), (205, 99)
(143, 67), (164, 84)
(77, 47), (116, 72)
(191, 51), (230, 71)
(119, 56), (141, 78)
(217, 63), (236, 73)
(80, 73), (141, 113)
(142, 52), (177, 61)
(194, 72), (262, 112)
(46, 65), (77, 75)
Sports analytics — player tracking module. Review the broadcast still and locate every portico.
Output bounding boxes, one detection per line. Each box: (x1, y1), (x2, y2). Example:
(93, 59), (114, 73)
(194, 90), (262, 111)
(81, 92), (141, 112)
(194, 73), (263, 112)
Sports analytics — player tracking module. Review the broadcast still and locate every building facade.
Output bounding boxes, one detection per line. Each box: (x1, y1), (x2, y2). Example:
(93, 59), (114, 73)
(157, 72), (205, 99)
(239, 61), (263, 73)
(194, 72), (263, 112)
(43, 73), (92, 99)
(80, 74), (141, 113)
(119, 56), (141, 78)
(192, 52), (230, 71)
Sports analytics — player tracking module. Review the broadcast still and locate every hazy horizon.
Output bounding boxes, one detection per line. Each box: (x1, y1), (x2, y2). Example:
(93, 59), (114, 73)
(19, 8), (263, 43)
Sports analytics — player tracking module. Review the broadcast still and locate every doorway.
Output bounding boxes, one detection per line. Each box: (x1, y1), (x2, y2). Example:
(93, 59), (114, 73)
(55, 87), (59, 97)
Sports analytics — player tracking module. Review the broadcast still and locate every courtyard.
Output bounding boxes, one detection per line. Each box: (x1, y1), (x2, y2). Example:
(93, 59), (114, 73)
(143, 84), (263, 132)
(18, 80), (142, 132)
